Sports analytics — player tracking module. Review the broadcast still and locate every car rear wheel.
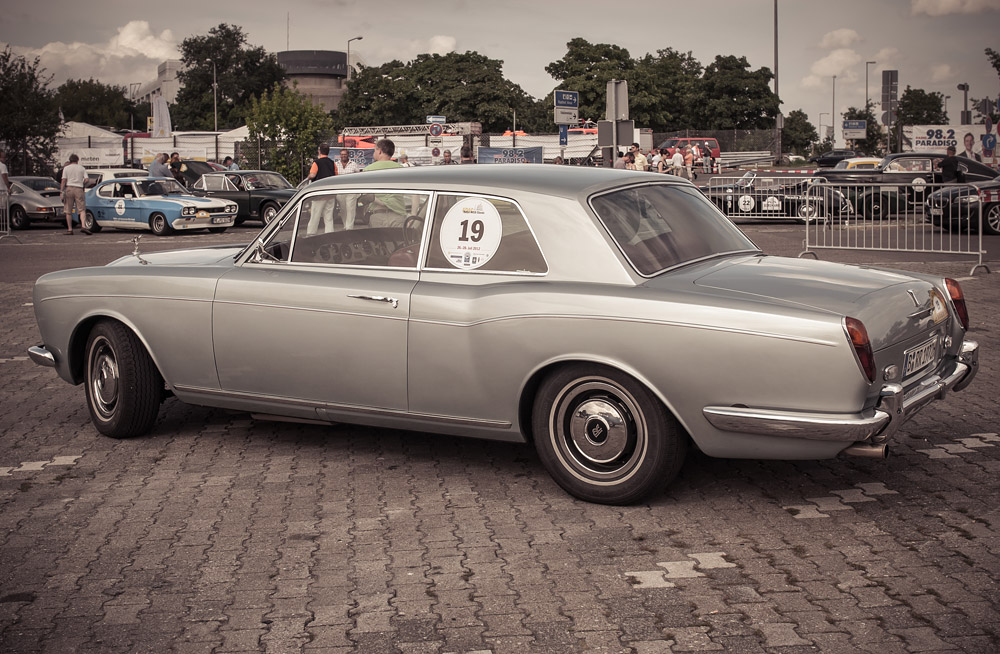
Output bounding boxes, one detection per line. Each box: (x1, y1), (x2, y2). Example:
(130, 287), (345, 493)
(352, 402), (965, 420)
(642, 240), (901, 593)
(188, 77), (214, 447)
(9, 205), (30, 229)
(261, 202), (279, 225)
(149, 213), (171, 236)
(84, 320), (162, 438)
(82, 210), (103, 233)
(532, 364), (686, 504)
(983, 204), (1000, 236)
(795, 202), (820, 222)
(862, 195), (884, 220)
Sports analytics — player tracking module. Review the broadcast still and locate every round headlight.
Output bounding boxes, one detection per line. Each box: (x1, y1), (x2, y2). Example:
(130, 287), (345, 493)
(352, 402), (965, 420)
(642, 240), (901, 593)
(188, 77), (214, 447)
(227, 204), (238, 213)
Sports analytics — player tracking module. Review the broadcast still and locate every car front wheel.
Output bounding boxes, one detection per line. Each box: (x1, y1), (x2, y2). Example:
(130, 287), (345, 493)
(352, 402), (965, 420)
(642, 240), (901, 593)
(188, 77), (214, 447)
(983, 204), (1000, 236)
(261, 202), (279, 225)
(532, 364), (686, 504)
(84, 320), (162, 438)
(82, 210), (103, 233)
(149, 213), (171, 236)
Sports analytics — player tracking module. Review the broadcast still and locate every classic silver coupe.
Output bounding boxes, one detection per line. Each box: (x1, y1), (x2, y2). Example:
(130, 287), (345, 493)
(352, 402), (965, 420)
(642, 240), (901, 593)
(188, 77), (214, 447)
(29, 166), (980, 504)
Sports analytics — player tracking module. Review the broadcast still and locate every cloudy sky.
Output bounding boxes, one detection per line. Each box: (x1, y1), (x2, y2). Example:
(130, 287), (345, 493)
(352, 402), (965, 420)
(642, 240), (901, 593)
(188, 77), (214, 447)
(3, 0), (998, 144)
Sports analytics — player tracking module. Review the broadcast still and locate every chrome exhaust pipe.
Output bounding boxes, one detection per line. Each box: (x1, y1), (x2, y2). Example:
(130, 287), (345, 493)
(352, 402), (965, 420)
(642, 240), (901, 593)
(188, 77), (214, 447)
(842, 442), (889, 459)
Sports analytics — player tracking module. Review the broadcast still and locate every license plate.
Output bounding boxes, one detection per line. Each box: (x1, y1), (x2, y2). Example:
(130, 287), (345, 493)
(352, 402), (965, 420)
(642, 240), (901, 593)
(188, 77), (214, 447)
(903, 336), (938, 377)
(929, 207), (942, 216)
(211, 216), (229, 224)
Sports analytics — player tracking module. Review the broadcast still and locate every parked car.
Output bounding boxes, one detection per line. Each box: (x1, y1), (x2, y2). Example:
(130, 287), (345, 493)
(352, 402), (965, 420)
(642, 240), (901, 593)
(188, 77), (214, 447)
(6, 176), (64, 229)
(808, 149), (857, 167)
(29, 166), (979, 505)
(925, 179), (1000, 235)
(702, 171), (853, 221)
(656, 137), (721, 159)
(159, 160), (217, 188)
(814, 152), (1000, 219)
(191, 170), (298, 225)
(832, 157), (882, 170)
(85, 168), (149, 188)
(81, 177), (238, 236)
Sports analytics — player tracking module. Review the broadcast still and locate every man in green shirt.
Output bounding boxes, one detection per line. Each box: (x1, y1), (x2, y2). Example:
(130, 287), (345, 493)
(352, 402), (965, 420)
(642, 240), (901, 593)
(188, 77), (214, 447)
(363, 139), (407, 227)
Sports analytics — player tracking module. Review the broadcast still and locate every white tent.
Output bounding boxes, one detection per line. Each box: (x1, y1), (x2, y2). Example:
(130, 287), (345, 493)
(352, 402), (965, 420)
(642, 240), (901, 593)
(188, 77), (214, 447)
(59, 121), (121, 140)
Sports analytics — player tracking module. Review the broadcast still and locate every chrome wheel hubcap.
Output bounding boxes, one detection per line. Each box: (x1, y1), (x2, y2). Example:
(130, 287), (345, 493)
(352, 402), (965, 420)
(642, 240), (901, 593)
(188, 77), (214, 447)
(90, 337), (119, 419)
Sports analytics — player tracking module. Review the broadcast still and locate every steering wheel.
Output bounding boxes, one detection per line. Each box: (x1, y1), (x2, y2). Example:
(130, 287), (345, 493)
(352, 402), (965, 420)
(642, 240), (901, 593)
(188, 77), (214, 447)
(403, 215), (424, 245)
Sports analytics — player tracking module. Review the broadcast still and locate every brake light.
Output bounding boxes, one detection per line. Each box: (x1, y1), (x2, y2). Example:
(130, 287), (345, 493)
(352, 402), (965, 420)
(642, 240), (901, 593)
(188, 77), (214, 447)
(845, 317), (876, 383)
(944, 278), (969, 330)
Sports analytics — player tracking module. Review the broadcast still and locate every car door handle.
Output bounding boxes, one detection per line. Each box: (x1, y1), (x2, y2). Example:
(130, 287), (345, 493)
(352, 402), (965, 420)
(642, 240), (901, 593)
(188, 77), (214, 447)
(348, 294), (399, 309)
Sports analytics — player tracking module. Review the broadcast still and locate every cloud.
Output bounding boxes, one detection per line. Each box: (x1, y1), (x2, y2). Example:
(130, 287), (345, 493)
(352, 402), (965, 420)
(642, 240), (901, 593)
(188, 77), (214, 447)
(911, 0), (1000, 15)
(819, 29), (861, 49)
(367, 34), (458, 65)
(800, 48), (863, 89)
(12, 21), (177, 87)
(928, 64), (954, 83)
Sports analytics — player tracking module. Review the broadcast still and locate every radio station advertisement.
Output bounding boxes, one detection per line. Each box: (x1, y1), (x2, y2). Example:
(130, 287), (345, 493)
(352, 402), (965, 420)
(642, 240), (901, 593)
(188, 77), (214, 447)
(906, 125), (995, 162)
(477, 147), (544, 164)
(342, 148), (374, 167)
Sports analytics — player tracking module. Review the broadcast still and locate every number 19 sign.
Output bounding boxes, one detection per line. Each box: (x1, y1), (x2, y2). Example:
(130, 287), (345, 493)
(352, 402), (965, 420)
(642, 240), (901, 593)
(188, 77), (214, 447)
(439, 197), (503, 270)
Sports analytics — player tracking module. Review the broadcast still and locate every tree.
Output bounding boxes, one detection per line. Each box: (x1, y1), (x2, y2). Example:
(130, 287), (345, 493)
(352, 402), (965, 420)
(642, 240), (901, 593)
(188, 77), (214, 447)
(545, 38), (634, 124)
(55, 78), (146, 130)
(245, 83), (334, 184)
(842, 104), (883, 156)
(0, 47), (60, 175)
(896, 86), (946, 126)
(632, 48), (703, 131)
(692, 55), (779, 129)
(781, 109), (818, 156)
(333, 61), (417, 129)
(173, 24), (285, 131)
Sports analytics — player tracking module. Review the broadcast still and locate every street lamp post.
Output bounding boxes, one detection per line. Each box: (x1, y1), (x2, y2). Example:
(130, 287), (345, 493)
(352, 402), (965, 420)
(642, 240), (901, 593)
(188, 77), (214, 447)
(944, 95), (951, 121)
(957, 83), (969, 124)
(204, 60), (217, 132)
(347, 36), (363, 81)
(819, 112), (830, 144)
(832, 75), (837, 147)
(865, 61), (876, 110)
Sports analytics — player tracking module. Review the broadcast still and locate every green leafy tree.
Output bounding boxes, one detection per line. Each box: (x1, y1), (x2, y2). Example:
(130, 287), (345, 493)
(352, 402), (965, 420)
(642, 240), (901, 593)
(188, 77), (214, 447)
(55, 78), (147, 130)
(334, 61), (416, 129)
(692, 55), (779, 129)
(0, 47), (60, 175)
(245, 83), (334, 184)
(173, 24), (285, 131)
(781, 109), (818, 156)
(893, 87), (946, 152)
(545, 38), (634, 124)
(632, 48), (703, 131)
(842, 104), (883, 156)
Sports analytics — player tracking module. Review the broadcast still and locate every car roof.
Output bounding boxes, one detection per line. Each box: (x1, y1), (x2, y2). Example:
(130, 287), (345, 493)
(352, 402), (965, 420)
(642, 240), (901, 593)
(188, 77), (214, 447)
(305, 164), (685, 199)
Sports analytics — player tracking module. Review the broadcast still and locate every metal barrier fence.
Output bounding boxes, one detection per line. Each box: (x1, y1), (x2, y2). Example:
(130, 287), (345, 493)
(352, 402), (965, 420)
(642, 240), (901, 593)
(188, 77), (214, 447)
(0, 189), (19, 243)
(705, 173), (851, 221)
(798, 181), (990, 275)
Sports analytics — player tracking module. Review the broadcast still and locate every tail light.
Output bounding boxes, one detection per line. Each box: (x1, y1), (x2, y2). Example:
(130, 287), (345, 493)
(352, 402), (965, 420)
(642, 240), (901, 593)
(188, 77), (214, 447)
(845, 317), (876, 383)
(944, 279), (969, 330)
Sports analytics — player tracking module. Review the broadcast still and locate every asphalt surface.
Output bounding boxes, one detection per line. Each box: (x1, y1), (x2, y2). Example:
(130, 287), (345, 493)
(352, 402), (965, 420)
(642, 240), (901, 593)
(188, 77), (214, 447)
(1, 218), (997, 653)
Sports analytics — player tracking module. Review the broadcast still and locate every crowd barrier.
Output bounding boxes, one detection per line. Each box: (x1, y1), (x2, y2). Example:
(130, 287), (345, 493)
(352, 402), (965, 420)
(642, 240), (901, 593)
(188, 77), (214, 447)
(0, 190), (14, 243)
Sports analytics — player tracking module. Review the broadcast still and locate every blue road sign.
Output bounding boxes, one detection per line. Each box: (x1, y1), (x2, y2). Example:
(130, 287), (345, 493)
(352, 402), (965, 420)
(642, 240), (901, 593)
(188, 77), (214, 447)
(559, 124), (568, 146)
(554, 91), (579, 108)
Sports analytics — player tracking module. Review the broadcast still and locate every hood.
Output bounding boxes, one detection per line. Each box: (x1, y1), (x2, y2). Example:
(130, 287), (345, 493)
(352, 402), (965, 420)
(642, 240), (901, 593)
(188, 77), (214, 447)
(690, 256), (940, 349)
(154, 195), (230, 208)
(107, 245), (245, 267)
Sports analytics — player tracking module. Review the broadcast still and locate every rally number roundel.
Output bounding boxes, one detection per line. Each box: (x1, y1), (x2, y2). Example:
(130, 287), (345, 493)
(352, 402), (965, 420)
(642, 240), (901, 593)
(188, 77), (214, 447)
(738, 195), (755, 212)
(115, 199), (126, 216)
(438, 197), (503, 270)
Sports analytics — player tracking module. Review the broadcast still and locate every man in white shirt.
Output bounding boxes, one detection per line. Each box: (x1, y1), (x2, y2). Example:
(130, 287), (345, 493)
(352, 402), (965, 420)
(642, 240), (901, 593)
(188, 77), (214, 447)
(334, 149), (361, 230)
(0, 150), (10, 192)
(670, 149), (685, 178)
(60, 154), (88, 235)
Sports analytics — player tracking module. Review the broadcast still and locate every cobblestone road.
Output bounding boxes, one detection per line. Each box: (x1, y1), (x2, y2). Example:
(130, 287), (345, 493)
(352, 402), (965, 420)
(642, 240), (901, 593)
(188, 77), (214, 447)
(1, 225), (997, 653)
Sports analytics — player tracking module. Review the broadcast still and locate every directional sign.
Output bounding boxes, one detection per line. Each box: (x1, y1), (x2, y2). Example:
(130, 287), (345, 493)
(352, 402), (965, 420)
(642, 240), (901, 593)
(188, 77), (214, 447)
(554, 107), (578, 125)
(843, 119), (866, 140)
(559, 124), (568, 146)
(426, 115), (446, 123)
(554, 90), (579, 108)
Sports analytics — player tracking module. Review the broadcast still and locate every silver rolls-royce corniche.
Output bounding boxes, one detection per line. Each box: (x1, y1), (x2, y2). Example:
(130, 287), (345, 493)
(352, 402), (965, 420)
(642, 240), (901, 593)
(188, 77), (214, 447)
(29, 165), (979, 504)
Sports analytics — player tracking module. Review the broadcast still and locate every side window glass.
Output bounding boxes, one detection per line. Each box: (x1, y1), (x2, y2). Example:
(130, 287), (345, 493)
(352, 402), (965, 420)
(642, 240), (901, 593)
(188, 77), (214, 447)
(98, 184), (115, 199)
(260, 208), (298, 263)
(288, 191), (429, 268)
(425, 195), (547, 274)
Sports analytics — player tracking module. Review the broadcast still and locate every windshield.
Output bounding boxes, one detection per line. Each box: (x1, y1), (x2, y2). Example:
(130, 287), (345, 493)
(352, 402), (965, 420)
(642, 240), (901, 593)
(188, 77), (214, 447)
(136, 179), (187, 196)
(590, 184), (758, 276)
(244, 173), (292, 190)
(23, 178), (60, 191)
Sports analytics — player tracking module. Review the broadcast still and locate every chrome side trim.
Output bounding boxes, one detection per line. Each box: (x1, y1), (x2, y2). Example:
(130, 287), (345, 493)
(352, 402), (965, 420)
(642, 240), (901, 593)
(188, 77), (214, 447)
(703, 339), (978, 444)
(173, 384), (512, 429)
(28, 345), (56, 367)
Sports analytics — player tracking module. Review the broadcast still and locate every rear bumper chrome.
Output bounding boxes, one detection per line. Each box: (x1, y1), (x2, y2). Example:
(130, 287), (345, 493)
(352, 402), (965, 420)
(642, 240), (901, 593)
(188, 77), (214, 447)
(28, 345), (56, 367)
(703, 339), (979, 443)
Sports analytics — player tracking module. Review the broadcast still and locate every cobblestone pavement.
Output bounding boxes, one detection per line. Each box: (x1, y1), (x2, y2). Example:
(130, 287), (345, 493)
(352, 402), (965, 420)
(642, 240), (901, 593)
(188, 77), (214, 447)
(1, 224), (997, 653)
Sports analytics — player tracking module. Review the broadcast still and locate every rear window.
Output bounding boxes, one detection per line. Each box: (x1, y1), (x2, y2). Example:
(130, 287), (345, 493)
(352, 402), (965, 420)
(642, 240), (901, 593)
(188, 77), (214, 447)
(590, 184), (757, 276)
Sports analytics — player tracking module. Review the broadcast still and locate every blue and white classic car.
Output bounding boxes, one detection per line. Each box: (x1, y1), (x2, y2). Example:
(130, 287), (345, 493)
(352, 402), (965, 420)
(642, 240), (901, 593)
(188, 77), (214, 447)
(82, 177), (238, 235)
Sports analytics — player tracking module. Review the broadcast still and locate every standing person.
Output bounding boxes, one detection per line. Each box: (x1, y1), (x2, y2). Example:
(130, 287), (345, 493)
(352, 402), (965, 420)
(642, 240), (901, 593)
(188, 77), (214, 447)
(363, 139), (406, 227)
(60, 154), (88, 235)
(168, 152), (186, 185)
(958, 132), (982, 162)
(670, 147), (685, 177)
(397, 153), (412, 167)
(438, 150), (456, 165)
(630, 143), (648, 171)
(334, 148), (360, 230)
(149, 153), (171, 178)
(702, 143), (713, 173)
(0, 150), (10, 192)
(623, 152), (637, 170)
(683, 146), (694, 180)
(305, 143), (338, 234)
(649, 148), (661, 171)
(937, 146), (962, 183)
(223, 156), (240, 171)
(613, 150), (627, 170)
(460, 145), (475, 164)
